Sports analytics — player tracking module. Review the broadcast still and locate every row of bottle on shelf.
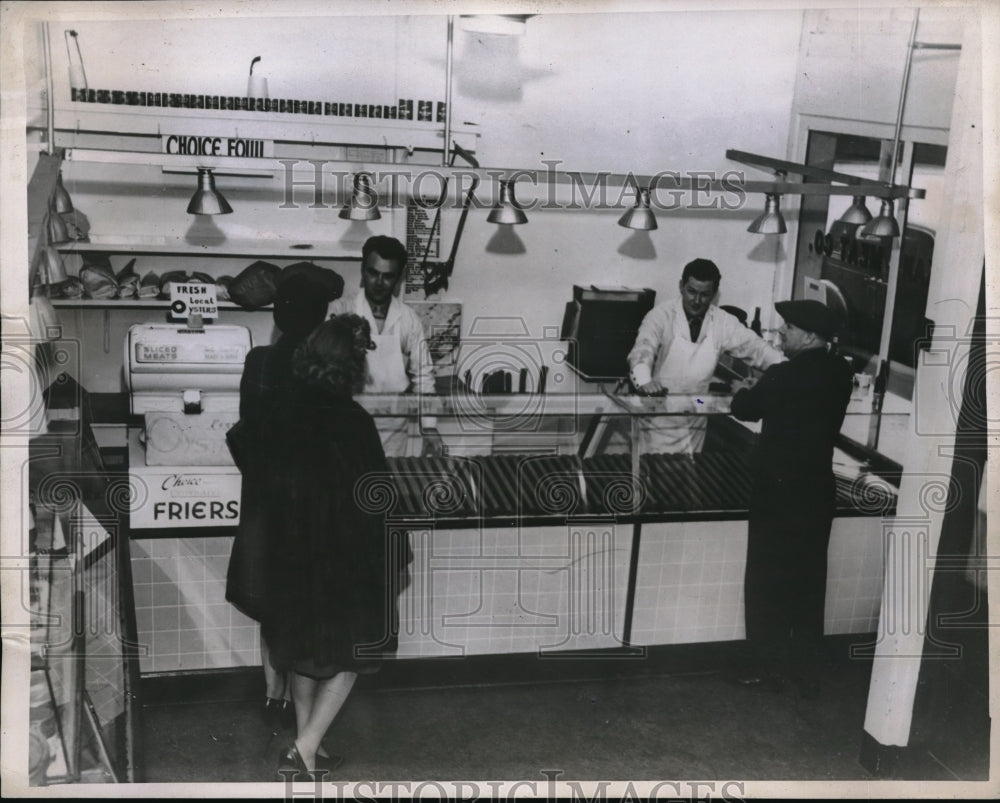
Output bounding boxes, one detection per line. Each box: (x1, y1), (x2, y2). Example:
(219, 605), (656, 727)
(71, 88), (446, 121)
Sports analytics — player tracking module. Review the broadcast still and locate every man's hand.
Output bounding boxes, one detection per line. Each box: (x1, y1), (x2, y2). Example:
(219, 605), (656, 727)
(636, 380), (666, 396)
(730, 378), (755, 394)
(421, 429), (445, 457)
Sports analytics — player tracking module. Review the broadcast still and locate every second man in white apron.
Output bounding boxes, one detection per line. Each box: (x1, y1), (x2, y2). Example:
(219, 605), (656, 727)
(327, 236), (442, 457)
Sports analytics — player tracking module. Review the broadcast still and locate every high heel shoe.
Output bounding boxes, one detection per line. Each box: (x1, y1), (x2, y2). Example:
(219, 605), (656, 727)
(264, 698), (292, 733)
(276, 741), (318, 782)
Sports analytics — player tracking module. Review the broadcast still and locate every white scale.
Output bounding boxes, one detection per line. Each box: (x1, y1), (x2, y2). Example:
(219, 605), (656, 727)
(125, 323), (251, 528)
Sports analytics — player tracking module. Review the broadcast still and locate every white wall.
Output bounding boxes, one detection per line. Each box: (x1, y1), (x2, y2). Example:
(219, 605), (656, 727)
(35, 7), (803, 391)
(450, 9), (802, 339)
(793, 6), (966, 132)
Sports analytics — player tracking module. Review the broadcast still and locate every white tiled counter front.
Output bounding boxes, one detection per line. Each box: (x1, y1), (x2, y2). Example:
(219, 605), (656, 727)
(130, 536), (260, 674)
(130, 515), (884, 673)
(629, 517), (885, 647)
(395, 524), (634, 658)
(130, 524), (635, 672)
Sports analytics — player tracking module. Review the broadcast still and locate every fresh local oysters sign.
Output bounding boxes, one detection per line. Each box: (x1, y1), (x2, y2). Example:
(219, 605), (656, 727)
(169, 282), (218, 320)
(162, 132), (273, 158)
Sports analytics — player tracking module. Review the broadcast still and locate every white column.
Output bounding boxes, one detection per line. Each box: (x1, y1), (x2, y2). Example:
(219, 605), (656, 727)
(862, 9), (990, 747)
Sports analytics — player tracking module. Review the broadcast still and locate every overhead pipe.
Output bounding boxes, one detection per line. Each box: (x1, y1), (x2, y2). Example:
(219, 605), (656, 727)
(886, 9), (921, 189)
(63, 147), (926, 200)
(443, 15), (454, 167)
(43, 22), (55, 155)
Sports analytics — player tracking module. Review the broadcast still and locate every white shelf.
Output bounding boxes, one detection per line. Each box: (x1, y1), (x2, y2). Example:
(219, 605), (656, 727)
(52, 298), (272, 311)
(56, 238), (361, 261)
(46, 102), (480, 155)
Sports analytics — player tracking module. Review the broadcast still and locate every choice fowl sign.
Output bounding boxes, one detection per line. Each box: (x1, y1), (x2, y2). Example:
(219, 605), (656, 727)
(162, 133), (273, 158)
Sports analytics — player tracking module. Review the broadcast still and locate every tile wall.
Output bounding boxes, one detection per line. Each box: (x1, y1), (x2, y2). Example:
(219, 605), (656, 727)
(395, 524), (634, 657)
(130, 517), (885, 673)
(131, 536), (259, 674)
(629, 517), (886, 646)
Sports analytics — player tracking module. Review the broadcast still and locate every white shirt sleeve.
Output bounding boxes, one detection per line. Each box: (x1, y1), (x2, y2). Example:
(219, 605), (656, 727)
(630, 363), (653, 387)
(627, 304), (672, 386)
(718, 312), (784, 368)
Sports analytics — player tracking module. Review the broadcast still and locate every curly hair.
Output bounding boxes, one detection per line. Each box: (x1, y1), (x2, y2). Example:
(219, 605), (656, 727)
(292, 314), (374, 397)
(362, 235), (407, 270)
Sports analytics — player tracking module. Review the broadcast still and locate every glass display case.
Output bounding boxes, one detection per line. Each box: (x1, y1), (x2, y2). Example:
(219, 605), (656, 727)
(332, 392), (901, 657)
(27, 374), (141, 785)
(352, 389), (899, 523)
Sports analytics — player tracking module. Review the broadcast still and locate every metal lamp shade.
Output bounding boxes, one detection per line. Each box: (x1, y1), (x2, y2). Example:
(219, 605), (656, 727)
(187, 168), (233, 215)
(47, 202), (71, 244)
(487, 180), (528, 224)
(747, 193), (787, 234)
(53, 172), (74, 214)
(860, 198), (900, 238)
(42, 246), (69, 284)
(618, 187), (658, 230)
(838, 195), (872, 225)
(339, 174), (381, 221)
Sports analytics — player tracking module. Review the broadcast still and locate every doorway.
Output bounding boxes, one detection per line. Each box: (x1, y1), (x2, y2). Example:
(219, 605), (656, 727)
(791, 129), (946, 466)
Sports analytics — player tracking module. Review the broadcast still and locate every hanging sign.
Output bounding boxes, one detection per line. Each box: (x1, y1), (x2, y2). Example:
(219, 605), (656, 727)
(162, 133), (273, 158)
(169, 282), (218, 320)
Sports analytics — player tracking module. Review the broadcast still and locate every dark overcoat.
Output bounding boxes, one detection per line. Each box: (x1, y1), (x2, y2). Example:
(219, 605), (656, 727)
(730, 346), (853, 650)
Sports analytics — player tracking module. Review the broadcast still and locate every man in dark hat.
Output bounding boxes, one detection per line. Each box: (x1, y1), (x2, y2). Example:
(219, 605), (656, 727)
(228, 274), (329, 733)
(730, 299), (854, 699)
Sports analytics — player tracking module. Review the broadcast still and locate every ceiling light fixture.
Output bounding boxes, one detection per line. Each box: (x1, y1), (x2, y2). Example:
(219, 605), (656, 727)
(860, 198), (901, 238)
(47, 200), (71, 243)
(52, 171), (74, 213)
(487, 179), (528, 224)
(618, 187), (658, 230)
(339, 173), (381, 221)
(186, 168), (233, 215)
(838, 195), (873, 225)
(747, 193), (786, 234)
(41, 245), (69, 285)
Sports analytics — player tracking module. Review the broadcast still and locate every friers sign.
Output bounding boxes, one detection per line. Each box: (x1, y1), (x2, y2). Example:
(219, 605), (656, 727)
(130, 467), (241, 528)
(162, 133), (273, 158)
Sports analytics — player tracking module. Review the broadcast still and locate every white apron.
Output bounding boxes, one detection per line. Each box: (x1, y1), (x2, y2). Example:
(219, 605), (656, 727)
(367, 328), (412, 457)
(641, 320), (720, 454)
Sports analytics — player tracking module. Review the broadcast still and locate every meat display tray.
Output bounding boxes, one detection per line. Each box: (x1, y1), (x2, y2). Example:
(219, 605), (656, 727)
(382, 453), (896, 522)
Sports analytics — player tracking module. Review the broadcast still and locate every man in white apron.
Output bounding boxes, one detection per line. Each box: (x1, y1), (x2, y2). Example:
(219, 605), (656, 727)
(327, 236), (441, 457)
(627, 258), (783, 453)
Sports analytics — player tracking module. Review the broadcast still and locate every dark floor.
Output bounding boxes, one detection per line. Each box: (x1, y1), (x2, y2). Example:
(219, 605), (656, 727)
(137, 648), (989, 786)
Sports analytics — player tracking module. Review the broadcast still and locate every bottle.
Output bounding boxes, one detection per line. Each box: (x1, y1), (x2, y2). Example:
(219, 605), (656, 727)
(750, 307), (762, 337)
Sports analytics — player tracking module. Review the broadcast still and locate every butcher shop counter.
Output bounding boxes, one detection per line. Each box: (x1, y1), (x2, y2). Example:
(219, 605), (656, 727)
(122, 391), (898, 674)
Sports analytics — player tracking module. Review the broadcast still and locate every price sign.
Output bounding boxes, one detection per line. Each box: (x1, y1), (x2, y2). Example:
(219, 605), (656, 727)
(169, 282), (218, 320)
